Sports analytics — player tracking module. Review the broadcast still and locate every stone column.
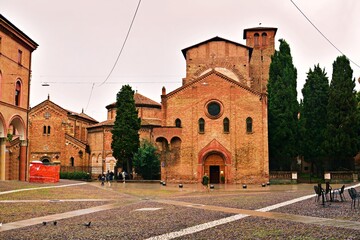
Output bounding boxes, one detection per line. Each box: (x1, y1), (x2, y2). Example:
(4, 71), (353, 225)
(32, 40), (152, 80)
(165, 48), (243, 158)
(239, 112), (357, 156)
(0, 138), (5, 180)
(19, 140), (27, 181)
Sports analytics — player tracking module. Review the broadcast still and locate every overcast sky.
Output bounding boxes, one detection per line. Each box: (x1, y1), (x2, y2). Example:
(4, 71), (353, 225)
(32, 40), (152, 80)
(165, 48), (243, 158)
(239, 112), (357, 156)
(2, 0), (360, 122)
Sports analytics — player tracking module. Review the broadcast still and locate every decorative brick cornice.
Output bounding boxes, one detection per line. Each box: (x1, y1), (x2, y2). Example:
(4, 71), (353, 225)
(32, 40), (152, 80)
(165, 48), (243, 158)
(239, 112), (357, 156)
(165, 69), (263, 100)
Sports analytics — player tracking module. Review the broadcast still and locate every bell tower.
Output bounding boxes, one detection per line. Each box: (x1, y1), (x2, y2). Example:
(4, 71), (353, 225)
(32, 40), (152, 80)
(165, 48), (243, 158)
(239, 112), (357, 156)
(243, 27), (277, 93)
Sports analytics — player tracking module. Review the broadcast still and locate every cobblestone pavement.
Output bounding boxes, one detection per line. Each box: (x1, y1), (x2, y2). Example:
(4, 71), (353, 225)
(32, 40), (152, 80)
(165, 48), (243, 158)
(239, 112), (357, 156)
(1, 180), (360, 239)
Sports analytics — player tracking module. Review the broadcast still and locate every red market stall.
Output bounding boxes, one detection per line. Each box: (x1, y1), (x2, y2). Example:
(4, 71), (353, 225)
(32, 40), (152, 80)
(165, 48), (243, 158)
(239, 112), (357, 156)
(29, 161), (60, 183)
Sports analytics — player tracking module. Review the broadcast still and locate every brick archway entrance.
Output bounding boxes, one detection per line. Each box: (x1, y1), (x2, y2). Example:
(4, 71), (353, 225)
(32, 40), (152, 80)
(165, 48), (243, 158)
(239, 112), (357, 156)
(204, 153), (225, 184)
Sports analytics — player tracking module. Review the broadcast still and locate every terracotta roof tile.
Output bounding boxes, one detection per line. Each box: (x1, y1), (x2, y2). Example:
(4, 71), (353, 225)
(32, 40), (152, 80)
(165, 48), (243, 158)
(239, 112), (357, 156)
(106, 92), (161, 109)
(87, 119), (115, 128)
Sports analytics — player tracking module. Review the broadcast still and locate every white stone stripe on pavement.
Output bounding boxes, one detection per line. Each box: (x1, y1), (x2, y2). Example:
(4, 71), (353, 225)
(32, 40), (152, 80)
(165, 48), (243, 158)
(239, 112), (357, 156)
(146, 214), (249, 240)
(0, 182), (87, 195)
(146, 182), (360, 240)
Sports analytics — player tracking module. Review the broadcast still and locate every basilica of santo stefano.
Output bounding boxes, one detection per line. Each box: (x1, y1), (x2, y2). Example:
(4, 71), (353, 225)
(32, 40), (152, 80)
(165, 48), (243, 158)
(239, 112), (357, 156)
(29, 27), (277, 184)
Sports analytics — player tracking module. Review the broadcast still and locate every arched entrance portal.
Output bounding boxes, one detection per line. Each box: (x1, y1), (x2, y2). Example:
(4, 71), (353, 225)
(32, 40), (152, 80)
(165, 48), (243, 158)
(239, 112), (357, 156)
(204, 153), (225, 184)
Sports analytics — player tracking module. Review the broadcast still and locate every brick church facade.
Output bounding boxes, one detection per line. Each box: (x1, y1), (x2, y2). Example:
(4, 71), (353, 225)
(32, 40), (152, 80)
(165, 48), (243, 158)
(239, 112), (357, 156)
(27, 26), (276, 184)
(152, 27), (277, 184)
(28, 96), (98, 173)
(86, 27), (277, 184)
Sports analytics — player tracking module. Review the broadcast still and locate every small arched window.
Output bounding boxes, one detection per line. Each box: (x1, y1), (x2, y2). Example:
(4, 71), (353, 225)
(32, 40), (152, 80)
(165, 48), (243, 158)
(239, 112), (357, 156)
(262, 33), (267, 46)
(175, 118), (181, 128)
(43, 126), (47, 134)
(47, 126), (51, 134)
(246, 117), (253, 133)
(223, 118), (229, 133)
(70, 157), (75, 167)
(15, 80), (21, 106)
(199, 118), (205, 133)
(42, 158), (50, 164)
(254, 33), (260, 46)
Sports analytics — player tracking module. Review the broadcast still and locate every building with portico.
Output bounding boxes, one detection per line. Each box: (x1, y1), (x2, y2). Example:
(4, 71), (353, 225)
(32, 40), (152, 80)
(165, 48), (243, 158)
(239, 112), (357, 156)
(0, 14), (38, 180)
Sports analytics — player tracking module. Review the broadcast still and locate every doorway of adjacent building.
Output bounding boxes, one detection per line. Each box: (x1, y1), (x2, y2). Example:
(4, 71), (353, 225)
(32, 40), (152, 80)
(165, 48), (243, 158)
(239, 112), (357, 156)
(209, 165), (220, 183)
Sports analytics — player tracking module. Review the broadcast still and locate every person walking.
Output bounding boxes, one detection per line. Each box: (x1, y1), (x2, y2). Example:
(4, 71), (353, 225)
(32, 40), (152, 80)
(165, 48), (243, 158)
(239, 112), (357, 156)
(202, 173), (209, 192)
(106, 170), (111, 186)
(100, 173), (105, 186)
(122, 171), (126, 183)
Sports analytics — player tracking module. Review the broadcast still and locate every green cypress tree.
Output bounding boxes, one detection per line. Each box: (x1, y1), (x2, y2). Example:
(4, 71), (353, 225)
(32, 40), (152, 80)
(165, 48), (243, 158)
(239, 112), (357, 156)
(326, 55), (359, 170)
(111, 85), (141, 175)
(268, 39), (299, 170)
(301, 65), (329, 175)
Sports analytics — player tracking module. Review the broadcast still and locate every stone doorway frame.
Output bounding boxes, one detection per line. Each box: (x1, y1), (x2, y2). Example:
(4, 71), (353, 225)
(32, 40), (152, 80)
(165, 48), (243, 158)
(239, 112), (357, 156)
(198, 139), (231, 183)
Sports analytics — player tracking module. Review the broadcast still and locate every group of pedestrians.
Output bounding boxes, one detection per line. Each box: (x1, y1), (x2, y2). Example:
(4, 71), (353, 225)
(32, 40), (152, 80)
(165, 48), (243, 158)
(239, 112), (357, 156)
(99, 170), (114, 186)
(98, 170), (127, 186)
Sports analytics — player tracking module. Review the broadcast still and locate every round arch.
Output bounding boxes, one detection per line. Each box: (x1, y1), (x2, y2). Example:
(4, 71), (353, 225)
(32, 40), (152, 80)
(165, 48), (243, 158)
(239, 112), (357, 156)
(170, 136), (181, 149)
(203, 152), (226, 184)
(8, 115), (26, 140)
(40, 156), (51, 164)
(155, 137), (169, 152)
(197, 140), (232, 183)
(105, 153), (116, 172)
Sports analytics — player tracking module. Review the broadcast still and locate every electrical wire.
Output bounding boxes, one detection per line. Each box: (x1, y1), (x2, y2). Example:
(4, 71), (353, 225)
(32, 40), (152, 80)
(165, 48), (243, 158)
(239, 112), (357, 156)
(290, 0), (360, 69)
(85, 82), (95, 112)
(39, 81), (179, 85)
(98, 0), (142, 86)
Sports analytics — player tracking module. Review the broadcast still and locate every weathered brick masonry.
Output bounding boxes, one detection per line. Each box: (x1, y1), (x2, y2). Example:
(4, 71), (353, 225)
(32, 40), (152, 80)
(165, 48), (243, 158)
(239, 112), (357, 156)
(28, 26), (277, 184)
(86, 27), (277, 184)
(0, 14), (38, 180)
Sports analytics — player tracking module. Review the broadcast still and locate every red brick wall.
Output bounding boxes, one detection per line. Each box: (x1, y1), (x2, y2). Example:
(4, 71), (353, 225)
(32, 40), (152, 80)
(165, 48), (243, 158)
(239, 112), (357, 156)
(183, 41), (250, 87)
(244, 29), (276, 93)
(29, 101), (91, 169)
(156, 72), (268, 184)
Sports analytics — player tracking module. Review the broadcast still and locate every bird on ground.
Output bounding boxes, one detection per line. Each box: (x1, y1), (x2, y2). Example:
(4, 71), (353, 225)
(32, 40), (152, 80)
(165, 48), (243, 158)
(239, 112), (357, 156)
(53, 221), (57, 226)
(84, 221), (91, 227)
(42, 221), (47, 226)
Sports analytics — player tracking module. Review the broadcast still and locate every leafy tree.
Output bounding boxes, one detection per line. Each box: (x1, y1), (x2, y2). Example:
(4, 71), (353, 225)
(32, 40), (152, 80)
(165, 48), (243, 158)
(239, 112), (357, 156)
(133, 140), (160, 180)
(300, 65), (329, 175)
(268, 39), (299, 170)
(326, 55), (360, 170)
(111, 85), (141, 175)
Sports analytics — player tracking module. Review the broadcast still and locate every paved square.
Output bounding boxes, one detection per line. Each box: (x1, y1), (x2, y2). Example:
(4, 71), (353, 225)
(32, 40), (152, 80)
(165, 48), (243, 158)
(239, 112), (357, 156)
(1, 180), (360, 239)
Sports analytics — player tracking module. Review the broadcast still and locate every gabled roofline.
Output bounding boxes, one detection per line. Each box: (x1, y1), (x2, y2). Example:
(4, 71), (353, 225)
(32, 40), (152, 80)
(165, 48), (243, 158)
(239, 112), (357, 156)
(165, 69), (263, 99)
(30, 98), (98, 123)
(0, 14), (38, 51)
(181, 36), (252, 59)
(87, 119), (115, 129)
(68, 112), (98, 123)
(243, 27), (278, 39)
(30, 99), (68, 116)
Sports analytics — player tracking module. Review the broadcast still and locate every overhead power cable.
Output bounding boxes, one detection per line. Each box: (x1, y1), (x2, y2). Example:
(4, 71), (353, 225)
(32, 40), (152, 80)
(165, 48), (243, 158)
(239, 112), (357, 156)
(99, 0), (142, 86)
(85, 82), (95, 112)
(40, 81), (179, 85)
(290, 0), (360, 69)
